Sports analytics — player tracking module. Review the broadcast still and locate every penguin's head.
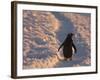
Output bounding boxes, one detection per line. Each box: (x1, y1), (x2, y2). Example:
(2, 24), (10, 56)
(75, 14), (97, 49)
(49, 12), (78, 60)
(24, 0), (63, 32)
(65, 33), (74, 40)
(68, 33), (74, 37)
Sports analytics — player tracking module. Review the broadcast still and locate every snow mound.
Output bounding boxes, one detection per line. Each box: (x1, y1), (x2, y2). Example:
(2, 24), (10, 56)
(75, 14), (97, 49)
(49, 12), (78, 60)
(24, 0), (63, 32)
(23, 10), (61, 68)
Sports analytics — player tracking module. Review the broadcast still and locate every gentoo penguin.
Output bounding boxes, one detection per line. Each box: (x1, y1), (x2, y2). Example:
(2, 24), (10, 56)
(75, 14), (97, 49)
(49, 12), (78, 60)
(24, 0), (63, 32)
(58, 33), (77, 60)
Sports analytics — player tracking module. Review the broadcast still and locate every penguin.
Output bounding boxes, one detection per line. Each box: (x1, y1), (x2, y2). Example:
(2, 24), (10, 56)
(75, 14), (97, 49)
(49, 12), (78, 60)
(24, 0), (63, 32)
(58, 33), (77, 61)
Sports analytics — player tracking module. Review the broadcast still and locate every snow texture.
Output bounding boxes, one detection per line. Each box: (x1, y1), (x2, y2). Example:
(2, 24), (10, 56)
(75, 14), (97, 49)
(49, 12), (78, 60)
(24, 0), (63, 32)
(23, 10), (91, 69)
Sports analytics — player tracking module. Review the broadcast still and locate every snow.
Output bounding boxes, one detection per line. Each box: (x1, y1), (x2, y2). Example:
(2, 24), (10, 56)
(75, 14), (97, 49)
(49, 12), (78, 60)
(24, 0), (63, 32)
(23, 10), (91, 69)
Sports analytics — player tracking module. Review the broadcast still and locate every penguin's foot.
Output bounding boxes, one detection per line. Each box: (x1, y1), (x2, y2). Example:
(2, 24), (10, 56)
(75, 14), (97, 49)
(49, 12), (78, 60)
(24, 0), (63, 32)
(64, 58), (68, 61)
(69, 57), (72, 61)
(64, 58), (72, 61)
(64, 58), (70, 61)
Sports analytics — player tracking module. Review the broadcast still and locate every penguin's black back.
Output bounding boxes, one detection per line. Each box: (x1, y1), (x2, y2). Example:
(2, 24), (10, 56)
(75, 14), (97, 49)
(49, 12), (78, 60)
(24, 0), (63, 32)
(62, 34), (73, 58)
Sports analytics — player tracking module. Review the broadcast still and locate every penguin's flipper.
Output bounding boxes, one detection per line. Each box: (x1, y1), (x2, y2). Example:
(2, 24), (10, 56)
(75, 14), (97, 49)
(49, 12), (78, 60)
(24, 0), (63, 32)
(56, 52), (64, 60)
